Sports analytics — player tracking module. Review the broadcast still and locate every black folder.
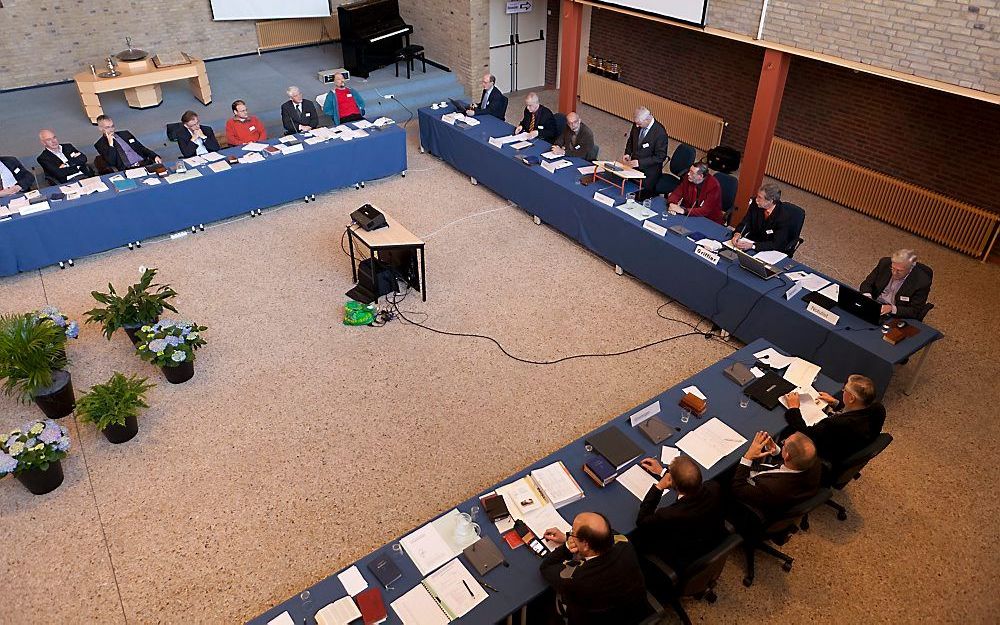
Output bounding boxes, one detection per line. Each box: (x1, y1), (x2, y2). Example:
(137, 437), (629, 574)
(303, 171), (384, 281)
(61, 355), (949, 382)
(585, 426), (644, 470)
(743, 370), (796, 410)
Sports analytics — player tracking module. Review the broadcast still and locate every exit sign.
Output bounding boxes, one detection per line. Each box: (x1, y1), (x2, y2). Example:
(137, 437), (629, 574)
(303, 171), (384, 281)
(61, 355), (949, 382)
(506, 1), (533, 14)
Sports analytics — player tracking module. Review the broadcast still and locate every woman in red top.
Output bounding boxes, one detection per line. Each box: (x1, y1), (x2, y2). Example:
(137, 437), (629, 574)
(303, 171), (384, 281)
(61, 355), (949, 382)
(666, 163), (723, 224)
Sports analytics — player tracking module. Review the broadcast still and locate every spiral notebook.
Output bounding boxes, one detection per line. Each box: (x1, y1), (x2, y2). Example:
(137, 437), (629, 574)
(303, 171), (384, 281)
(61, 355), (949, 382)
(390, 559), (487, 625)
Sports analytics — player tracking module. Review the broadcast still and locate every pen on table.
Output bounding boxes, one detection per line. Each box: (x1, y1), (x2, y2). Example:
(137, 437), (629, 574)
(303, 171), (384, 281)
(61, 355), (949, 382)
(481, 580), (499, 593)
(462, 579), (474, 597)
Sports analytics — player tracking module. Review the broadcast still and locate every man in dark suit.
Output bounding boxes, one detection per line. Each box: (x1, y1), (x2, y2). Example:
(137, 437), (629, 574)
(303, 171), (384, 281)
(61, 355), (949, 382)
(37, 129), (94, 184)
(466, 73), (508, 120)
(732, 431), (821, 517)
(860, 249), (933, 319)
(624, 106), (668, 201)
(176, 111), (221, 159)
(634, 455), (725, 572)
(731, 182), (796, 253)
(281, 86), (321, 135)
(0, 155), (36, 196)
(540, 512), (652, 625)
(94, 115), (161, 172)
(551, 112), (597, 160)
(783, 374), (885, 466)
(514, 92), (557, 143)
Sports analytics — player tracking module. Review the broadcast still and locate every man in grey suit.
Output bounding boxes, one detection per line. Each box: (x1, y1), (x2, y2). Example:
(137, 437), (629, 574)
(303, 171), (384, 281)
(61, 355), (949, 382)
(623, 106), (668, 200)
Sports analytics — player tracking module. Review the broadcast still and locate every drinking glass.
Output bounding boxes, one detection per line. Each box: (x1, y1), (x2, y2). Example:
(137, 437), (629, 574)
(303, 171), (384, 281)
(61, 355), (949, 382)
(680, 408), (691, 424)
(740, 397), (750, 409)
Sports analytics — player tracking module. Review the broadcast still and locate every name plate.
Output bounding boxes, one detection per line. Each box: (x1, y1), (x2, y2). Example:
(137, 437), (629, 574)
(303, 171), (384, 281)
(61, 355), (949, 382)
(694, 245), (720, 265)
(540, 160), (557, 174)
(642, 220), (667, 237)
(593, 192), (615, 207)
(806, 301), (840, 325)
(628, 401), (661, 426)
(784, 283), (803, 300)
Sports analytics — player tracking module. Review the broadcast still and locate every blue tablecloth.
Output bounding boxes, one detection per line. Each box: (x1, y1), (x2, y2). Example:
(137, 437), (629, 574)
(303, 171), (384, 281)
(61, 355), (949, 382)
(416, 108), (942, 395)
(249, 339), (835, 625)
(0, 126), (407, 276)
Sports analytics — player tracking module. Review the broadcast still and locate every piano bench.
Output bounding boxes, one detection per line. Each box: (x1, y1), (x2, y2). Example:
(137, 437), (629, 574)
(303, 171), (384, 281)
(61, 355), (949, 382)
(395, 44), (426, 79)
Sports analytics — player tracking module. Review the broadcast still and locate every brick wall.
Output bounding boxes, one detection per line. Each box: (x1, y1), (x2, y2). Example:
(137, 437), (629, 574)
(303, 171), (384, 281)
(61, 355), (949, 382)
(588, 8), (1000, 214)
(545, 2), (561, 87)
(400, 0), (488, 96)
(707, 0), (762, 36)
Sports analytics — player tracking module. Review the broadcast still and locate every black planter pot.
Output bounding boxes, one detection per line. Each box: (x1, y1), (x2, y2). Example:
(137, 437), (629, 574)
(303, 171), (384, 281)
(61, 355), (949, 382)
(123, 316), (159, 346)
(33, 369), (75, 419)
(161, 360), (194, 384)
(102, 415), (139, 444)
(16, 460), (65, 495)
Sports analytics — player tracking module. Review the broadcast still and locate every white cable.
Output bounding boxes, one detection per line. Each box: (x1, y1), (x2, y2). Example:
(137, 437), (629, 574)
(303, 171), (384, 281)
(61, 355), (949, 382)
(421, 206), (510, 240)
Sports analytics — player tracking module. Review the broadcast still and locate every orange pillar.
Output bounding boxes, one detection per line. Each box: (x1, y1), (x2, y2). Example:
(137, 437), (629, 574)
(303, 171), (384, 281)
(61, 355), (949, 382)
(557, 0), (583, 114)
(733, 49), (791, 226)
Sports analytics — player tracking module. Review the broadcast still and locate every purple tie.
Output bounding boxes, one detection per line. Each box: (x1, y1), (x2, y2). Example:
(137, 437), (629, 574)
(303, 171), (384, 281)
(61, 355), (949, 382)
(114, 135), (144, 167)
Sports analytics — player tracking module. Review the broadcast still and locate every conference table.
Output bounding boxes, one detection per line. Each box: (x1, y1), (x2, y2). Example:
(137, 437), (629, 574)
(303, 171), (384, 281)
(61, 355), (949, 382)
(248, 339), (839, 625)
(0, 124), (408, 277)
(416, 108), (942, 396)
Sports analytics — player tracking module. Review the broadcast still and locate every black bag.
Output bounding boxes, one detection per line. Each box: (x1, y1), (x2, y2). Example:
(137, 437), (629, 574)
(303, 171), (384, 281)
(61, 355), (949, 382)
(706, 146), (741, 173)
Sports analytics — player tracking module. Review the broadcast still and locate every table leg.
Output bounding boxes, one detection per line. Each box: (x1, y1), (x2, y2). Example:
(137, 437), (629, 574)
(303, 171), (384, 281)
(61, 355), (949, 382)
(904, 341), (934, 396)
(188, 62), (213, 104)
(77, 83), (103, 124)
(347, 229), (357, 282)
(124, 84), (163, 108)
(419, 246), (427, 302)
(520, 605), (527, 625)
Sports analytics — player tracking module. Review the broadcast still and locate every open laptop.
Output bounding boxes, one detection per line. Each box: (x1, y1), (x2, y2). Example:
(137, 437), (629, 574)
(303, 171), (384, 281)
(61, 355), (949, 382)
(734, 248), (782, 280)
(448, 98), (470, 112)
(837, 285), (883, 325)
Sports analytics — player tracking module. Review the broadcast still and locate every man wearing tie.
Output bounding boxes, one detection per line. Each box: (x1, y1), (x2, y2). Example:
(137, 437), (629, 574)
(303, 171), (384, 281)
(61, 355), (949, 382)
(0, 155), (36, 197)
(623, 106), (668, 201)
(36, 129), (94, 184)
(514, 92), (557, 142)
(281, 86), (321, 136)
(93, 115), (162, 172)
(466, 73), (507, 120)
(176, 111), (221, 159)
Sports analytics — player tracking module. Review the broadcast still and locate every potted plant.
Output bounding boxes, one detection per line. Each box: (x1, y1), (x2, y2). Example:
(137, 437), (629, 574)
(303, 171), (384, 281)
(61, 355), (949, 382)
(34, 306), (80, 340)
(85, 268), (179, 345)
(0, 313), (75, 419)
(135, 319), (207, 384)
(76, 372), (154, 444)
(0, 418), (71, 495)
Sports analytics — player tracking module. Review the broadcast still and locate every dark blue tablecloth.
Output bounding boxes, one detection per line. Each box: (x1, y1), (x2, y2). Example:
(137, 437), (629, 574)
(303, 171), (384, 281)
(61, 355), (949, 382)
(248, 339), (835, 625)
(416, 108), (942, 395)
(0, 126), (407, 276)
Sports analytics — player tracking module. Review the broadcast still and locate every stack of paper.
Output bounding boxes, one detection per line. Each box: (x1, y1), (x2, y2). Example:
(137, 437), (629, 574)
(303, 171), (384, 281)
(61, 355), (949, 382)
(59, 182), (82, 194)
(142, 178), (162, 186)
(184, 155), (207, 167)
(124, 167), (148, 179)
(753, 347), (795, 369)
(675, 417), (748, 470)
(202, 152), (226, 162)
(20, 201), (51, 215)
(238, 152), (265, 164)
(487, 133), (530, 148)
(530, 461), (584, 508)
(783, 358), (821, 387)
(522, 504), (572, 551)
(618, 464), (657, 500)
(315, 597), (362, 625)
(278, 135), (299, 144)
(277, 143), (304, 155)
(353, 119), (375, 129)
(495, 476), (546, 517)
(440, 112), (465, 125)
(509, 140), (533, 150)
(208, 161), (232, 173)
(753, 250), (788, 265)
(241, 142), (268, 151)
(577, 165), (597, 174)
(373, 116), (396, 127)
(399, 509), (480, 576)
(392, 559), (487, 625)
(789, 272), (831, 292)
(779, 388), (829, 426)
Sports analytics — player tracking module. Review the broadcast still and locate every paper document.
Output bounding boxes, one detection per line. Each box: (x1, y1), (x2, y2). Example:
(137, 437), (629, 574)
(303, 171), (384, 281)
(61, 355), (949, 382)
(20, 201), (50, 215)
(596, 161), (645, 179)
(577, 165), (597, 175)
(523, 504), (571, 551)
(496, 476), (546, 517)
(785, 271), (808, 281)
(337, 565), (368, 596)
(530, 462), (584, 509)
(750, 366), (765, 378)
(697, 238), (723, 252)
(267, 612), (294, 625)
(400, 523), (455, 577)
(241, 142), (268, 151)
(618, 465), (657, 500)
(541, 150), (560, 159)
(59, 182), (81, 193)
(425, 558), (488, 619)
(202, 152), (226, 162)
(682, 385), (707, 401)
(794, 273), (831, 292)
(305, 136), (327, 145)
(277, 143), (304, 155)
(165, 170), (202, 184)
(124, 167), (148, 179)
(661, 446), (681, 464)
(753, 347), (794, 369)
(142, 178), (161, 186)
(675, 417), (748, 470)
(818, 283), (840, 300)
(208, 161), (231, 173)
(184, 155), (207, 166)
(780, 388), (829, 426)
(315, 597), (362, 625)
(510, 140), (533, 150)
(754, 250), (788, 265)
(393, 585), (450, 625)
(238, 152), (265, 164)
(628, 401), (661, 426)
(353, 120), (374, 129)
(784, 358), (821, 388)
(278, 135), (299, 144)
(617, 200), (657, 221)
(374, 116), (397, 127)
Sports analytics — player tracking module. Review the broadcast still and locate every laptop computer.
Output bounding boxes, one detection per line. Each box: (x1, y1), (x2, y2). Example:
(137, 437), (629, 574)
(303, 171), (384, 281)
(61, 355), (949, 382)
(448, 98), (470, 112)
(743, 370), (796, 410)
(734, 248), (782, 280)
(802, 290), (836, 310)
(837, 285), (883, 325)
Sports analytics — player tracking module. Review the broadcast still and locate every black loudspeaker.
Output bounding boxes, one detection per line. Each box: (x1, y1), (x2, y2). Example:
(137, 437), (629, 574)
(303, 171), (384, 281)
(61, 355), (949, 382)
(351, 204), (388, 231)
(706, 146), (741, 173)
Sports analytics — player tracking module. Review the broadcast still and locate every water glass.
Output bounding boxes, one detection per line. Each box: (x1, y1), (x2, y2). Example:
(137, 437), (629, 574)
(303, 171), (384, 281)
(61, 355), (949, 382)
(740, 396), (750, 409)
(680, 408), (691, 424)
(642, 198), (652, 209)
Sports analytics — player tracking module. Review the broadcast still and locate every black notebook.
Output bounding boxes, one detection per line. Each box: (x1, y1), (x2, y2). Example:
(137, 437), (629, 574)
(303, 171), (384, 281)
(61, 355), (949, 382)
(481, 493), (510, 522)
(367, 553), (402, 588)
(744, 370), (796, 410)
(586, 425), (644, 470)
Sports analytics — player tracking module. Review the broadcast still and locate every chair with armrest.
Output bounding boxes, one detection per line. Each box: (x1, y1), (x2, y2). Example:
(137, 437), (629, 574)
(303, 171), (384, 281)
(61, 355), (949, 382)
(781, 201), (806, 256)
(586, 144), (600, 161)
(553, 113), (567, 139)
(165, 122), (183, 144)
(654, 143), (696, 196)
(714, 172), (738, 225)
(821, 433), (892, 521)
(93, 154), (115, 176)
(731, 487), (832, 587)
(913, 263), (934, 321)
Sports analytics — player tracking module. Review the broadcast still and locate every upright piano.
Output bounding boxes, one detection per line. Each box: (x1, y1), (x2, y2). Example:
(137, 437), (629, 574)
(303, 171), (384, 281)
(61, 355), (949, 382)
(338, 0), (414, 78)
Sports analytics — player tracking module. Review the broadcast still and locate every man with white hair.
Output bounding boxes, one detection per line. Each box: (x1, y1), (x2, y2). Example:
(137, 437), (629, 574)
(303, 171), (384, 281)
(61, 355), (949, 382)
(514, 92), (557, 142)
(281, 85), (320, 135)
(623, 106), (668, 200)
(860, 248), (933, 319)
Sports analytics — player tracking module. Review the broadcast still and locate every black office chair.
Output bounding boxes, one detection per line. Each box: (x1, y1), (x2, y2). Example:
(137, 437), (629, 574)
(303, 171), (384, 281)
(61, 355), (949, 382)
(821, 432), (892, 521)
(93, 154), (115, 175)
(714, 172), (738, 225)
(913, 263), (934, 321)
(553, 112), (567, 138)
(641, 530), (743, 625)
(782, 201), (806, 256)
(165, 122), (183, 144)
(394, 44), (426, 79)
(586, 144), (599, 161)
(654, 143), (696, 196)
(732, 487), (832, 587)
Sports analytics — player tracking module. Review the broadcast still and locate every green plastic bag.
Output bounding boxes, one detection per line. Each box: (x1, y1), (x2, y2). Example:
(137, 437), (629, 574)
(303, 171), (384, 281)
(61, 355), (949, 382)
(343, 300), (375, 326)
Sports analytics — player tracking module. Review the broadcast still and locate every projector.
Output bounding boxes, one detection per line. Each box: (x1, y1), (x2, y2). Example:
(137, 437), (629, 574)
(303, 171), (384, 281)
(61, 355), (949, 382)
(351, 204), (387, 231)
(318, 68), (351, 83)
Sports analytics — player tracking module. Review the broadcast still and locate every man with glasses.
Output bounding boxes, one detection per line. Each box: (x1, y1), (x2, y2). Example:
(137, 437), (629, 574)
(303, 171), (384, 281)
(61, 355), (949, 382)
(860, 248), (933, 319)
(623, 106), (668, 201)
(225, 100), (267, 146)
(731, 182), (795, 253)
(666, 162), (723, 224)
(93, 115), (162, 171)
(176, 111), (221, 158)
(466, 73), (507, 120)
(515, 92), (557, 142)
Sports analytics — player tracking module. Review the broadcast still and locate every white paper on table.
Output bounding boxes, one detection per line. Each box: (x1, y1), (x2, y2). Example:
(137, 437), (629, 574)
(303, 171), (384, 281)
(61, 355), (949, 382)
(164, 170), (202, 184)
(753, 250), (788, 265)
(142, 178), (162, 186)
(337, 565), (368, 596)
(279, 135), (299, 144)
(267, 612), (294, 625)
(457, 116), (478, 126)
(510, 140), (533, 150)
(795, 273), (832, 292)
(784, 358), (821, 388)
(628, 401), (661, 426)
(241, 142), (268, 151)
(124, 167), (148, 179)
(753, 347), (794, 369)
(661, 446), (681, 464)
(785, 271), (809, 282)
(523, 504), (571, 551)
(541, 150), (561, 159)
(530, 462), (584, 509)
(400, 522), (455, 577)
(315, 597), (362, 625)
(424, 558), (488, 619)
(540, 160), (558, 174)
(496, 477), (546, 517)
(305, 136), (327, 145)
(202, 151), (226, 162)
(20, 201), (51, 215)
(577, 165), (597, 175)
(618, 465), (657, 500)
(184, 155), (207, 166)
(486, 134), (522, 145)
(675, 417), (748, 470)
(208, 161), (231, 173)
(8, 196), (28, 211)
(238, 152), (265, 164)
(682, 385), (707, 401)
(749, 366), (765, 378)
(353, 120), (375, 129)
(0, 206), (14, 218)
(277, 143), (304, 155)
(697, 238), (723, 252)
(392, 584), (450, 625)
(550, 159), (573, 170)
(818, 283), (840, 300)
(59, 182), (81, 193)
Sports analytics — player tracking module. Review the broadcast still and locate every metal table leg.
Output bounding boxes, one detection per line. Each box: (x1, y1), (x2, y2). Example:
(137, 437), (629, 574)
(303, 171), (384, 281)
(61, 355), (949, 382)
(419, 245), (427, 301)
(904, 341), (935, 396)
(347, 228), (357, 283)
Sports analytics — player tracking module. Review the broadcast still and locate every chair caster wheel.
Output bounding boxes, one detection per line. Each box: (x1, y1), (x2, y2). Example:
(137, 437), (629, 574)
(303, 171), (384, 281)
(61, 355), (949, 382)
(136, 240), (142, 247)
(191, 226), (197, 233)
(470, 176), (478, 185)
(837, 511), (847, 521)
(615, 265), (623, 276)
(304, 196), (310, 203)
(256, 209), (262, 216)
(705, 591), (717, 603)
(250, 210), (256, 217)
(198, 225), (204, 232)
(401, 171), (406, 177)
(128, 242), (134, 250)
(419, 146), (425, 153)
(310, 194), (316, 201)
(59, 261), (66, 269)
(782, 561), (793, 572)
(533, 215), (541, 225)
(360, 181), (365, 188)
(742, 577), (753, 587)
(67, 259), (74, 266)
(355, 183), (361, 190)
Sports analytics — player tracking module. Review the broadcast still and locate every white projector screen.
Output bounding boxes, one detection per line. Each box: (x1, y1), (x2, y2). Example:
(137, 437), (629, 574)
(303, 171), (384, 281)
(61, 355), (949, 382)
(591, 1), (709, 27)
(210, 0), (331, 21)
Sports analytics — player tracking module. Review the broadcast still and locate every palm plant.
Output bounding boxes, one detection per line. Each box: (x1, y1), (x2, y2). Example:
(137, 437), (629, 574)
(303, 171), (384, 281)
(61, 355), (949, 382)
(0, 313), (69, 403)
(85, 268), (179, 340)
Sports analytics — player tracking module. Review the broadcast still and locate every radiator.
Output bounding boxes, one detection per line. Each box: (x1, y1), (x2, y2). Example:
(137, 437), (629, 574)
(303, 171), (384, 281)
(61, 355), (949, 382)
(766, 138), (1000, 259)
(578, 72), (725, 152)
(255, 18), (339, 53)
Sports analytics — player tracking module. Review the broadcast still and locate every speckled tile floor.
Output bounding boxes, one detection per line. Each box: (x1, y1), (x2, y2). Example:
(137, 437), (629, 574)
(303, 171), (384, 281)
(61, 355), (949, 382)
(1, 92), (998, 624)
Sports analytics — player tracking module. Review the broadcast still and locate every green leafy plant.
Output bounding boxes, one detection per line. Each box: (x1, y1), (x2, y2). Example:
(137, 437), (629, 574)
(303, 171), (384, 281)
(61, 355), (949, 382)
(0, 313), (69, 404)
(0, 419), (70, 477)
(135, 320), (207, 367)
(85, 268), (179, 340)
(76, 372), (154, 431)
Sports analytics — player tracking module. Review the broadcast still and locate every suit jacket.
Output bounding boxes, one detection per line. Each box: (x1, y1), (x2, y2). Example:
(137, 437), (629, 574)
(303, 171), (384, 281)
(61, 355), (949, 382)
(540, 540), (651, 625)
(859, 257), (933, 319)
(785, 402), (885, 466)
(94, 130), (159, 172)
(0, 156), (37, 192)
(517, 105), (558, 142)
(634, 481), (725, 571)
(37, 144), (92, 184)
(734, 200), (796, 253)
(474, 87), (508, 120)
(624, 120), (668, 187)
(176, 125), (221, 159)
(731, 460), (821, 518)
(554, 122), (597, 160)
(281, 99), (321, 135)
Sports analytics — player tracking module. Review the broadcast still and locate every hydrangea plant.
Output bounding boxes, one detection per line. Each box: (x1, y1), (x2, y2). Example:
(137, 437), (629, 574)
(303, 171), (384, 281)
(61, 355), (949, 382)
(0, 419), (70, 477)
(134, 319), (207, 367)
(34, 306), (80, 340)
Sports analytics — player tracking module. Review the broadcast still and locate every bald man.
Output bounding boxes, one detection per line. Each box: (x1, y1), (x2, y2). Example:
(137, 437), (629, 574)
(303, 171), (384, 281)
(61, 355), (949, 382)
(551, 112), (596, 160)
(37, 129), (93, 184)
(732, 431), (821, 516)
(514, 92), (557, 142)
(541, 511), (652, 624)
(634, 455), (725, 571)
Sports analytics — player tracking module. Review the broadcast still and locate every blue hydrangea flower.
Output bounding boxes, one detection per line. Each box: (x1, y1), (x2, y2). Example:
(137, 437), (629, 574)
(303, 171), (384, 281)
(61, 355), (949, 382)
(66, 321), (79, 339)
(25, 437), (37, 447)
(171, 350), (187, 362)
(0, 453), (17, 475)
(165, 335), (183, 346)
(148, 339), (168, 353)
(159, 319), (176, 329)
(38, 425), (61, 444)
(56, 436), (70, 452)
(5, 434), (19, 449)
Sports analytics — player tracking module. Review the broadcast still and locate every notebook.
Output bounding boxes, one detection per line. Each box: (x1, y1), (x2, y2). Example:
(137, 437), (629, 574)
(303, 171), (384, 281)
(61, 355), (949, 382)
(367, 553), (402, 588)
(462, 537), (505, 575)
(354, 587), (387, 625)
(637, 416), (673, 444)
(585, 425), (644, 470)
(390, 559), (488, 625)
